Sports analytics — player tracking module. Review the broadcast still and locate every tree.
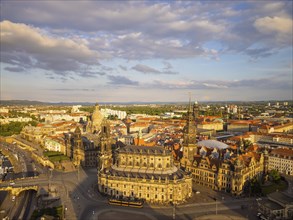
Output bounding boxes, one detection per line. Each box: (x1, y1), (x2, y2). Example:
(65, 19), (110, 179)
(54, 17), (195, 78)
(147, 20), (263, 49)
(269, 169), (281, 183)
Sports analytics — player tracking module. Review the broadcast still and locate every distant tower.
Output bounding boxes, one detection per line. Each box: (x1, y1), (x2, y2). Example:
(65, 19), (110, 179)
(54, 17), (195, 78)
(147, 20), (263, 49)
(73, 126), (85, 166)
(193, 101), (199, 119)
(98, 119), (113, 171)
(181, 95), (197, 168)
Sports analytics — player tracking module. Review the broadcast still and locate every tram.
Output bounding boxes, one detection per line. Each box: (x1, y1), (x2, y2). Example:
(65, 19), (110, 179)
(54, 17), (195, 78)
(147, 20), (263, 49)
(108, 198), (144, 208)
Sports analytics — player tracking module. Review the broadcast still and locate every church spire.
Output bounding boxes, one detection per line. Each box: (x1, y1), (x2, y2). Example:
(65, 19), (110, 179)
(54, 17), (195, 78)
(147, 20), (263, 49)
(188, 92), (192, 112)
(183, 94), (197, 145)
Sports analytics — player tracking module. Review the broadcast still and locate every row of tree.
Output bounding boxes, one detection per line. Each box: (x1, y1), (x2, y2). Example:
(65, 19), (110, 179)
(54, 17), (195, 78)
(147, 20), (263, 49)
(0, 121), (38, 136)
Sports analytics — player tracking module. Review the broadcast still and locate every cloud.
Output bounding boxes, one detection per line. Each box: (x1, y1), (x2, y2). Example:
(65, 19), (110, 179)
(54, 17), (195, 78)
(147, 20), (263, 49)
(132, 64), (160, 74)
(4, 66), (26, 72)
(119, 65), (127, 71)
(48, 88), (95, 91)
(1, 20), (100, 76)
(132, 64), (178, 75)
(0, 1), (292, 73)
(163, 61), (173, 70)
(149, 74), (291, 90)
(107, 75), (139, 86)
(254, 16), (292, 45)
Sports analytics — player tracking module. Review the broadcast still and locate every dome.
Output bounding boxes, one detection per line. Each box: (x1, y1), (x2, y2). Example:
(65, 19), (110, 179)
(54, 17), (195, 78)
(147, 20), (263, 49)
(197, 140), (228, 150)
(91, 104), (104, 130)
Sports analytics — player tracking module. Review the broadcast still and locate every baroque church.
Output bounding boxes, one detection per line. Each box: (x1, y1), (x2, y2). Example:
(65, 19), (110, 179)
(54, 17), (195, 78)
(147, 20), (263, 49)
(64, 103), (111, 167)
(97, 120), (193, 204)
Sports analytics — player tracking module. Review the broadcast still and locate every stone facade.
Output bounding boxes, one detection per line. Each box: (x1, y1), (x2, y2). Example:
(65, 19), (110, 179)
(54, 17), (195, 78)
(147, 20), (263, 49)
(64, 126), (100, 167)
(185, 148), (264, 195)
(98, 143), (192, 204)
(181, 100), (265, 196)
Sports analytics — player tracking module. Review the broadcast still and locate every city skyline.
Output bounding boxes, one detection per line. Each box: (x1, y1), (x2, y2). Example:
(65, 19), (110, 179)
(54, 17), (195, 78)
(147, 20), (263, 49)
(1, 1), (292, 102)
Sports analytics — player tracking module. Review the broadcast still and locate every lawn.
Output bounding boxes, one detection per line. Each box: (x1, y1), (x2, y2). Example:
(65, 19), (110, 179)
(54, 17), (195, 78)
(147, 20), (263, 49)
(30, 205), (63, 220)
(44, 151), (70, 162)
(261, 180), (288, 195)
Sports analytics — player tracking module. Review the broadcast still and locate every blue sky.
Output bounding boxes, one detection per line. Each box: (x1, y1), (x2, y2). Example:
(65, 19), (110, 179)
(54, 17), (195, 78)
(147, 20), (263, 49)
(1, 1), (292, 102)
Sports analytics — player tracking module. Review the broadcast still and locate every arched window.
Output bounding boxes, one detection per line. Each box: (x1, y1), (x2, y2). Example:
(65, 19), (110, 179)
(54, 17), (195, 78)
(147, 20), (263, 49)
(158, 164), (162, 168)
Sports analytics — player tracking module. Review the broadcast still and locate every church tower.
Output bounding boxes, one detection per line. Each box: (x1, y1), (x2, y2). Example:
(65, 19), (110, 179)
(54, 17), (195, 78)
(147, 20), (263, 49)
(98, 119), (113, 171)
(73, 126), (85, 166)
(181, 96), (198, 168)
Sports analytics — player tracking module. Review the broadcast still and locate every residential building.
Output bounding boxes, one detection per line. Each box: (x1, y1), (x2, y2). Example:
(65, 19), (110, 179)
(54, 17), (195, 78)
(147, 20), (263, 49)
(268, 148), (293, 175)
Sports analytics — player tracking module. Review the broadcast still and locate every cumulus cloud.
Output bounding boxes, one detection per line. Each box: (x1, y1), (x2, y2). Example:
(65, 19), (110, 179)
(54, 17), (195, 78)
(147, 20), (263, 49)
(1, 1), (292, 76)
(0, 1), (242, 60)
(1, 20), (100, 76)
(132, 64), (178, 75)
(254, 16), (292, 44)
(107, 75), (139, 86)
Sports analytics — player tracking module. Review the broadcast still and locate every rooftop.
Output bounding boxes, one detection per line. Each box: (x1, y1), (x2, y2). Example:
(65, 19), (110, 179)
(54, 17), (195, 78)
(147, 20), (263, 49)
(119, 145), (171, 155)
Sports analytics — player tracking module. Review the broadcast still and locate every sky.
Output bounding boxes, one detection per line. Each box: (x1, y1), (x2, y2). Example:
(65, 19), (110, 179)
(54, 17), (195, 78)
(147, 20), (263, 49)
(0, 0), (292, 103)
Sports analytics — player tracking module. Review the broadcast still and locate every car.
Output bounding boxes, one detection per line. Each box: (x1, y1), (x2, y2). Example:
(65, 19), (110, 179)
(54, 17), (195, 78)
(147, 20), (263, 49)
(195, 191), (200, 194)
(9, 182), (15, 186)
(257, 213), (262, 217)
